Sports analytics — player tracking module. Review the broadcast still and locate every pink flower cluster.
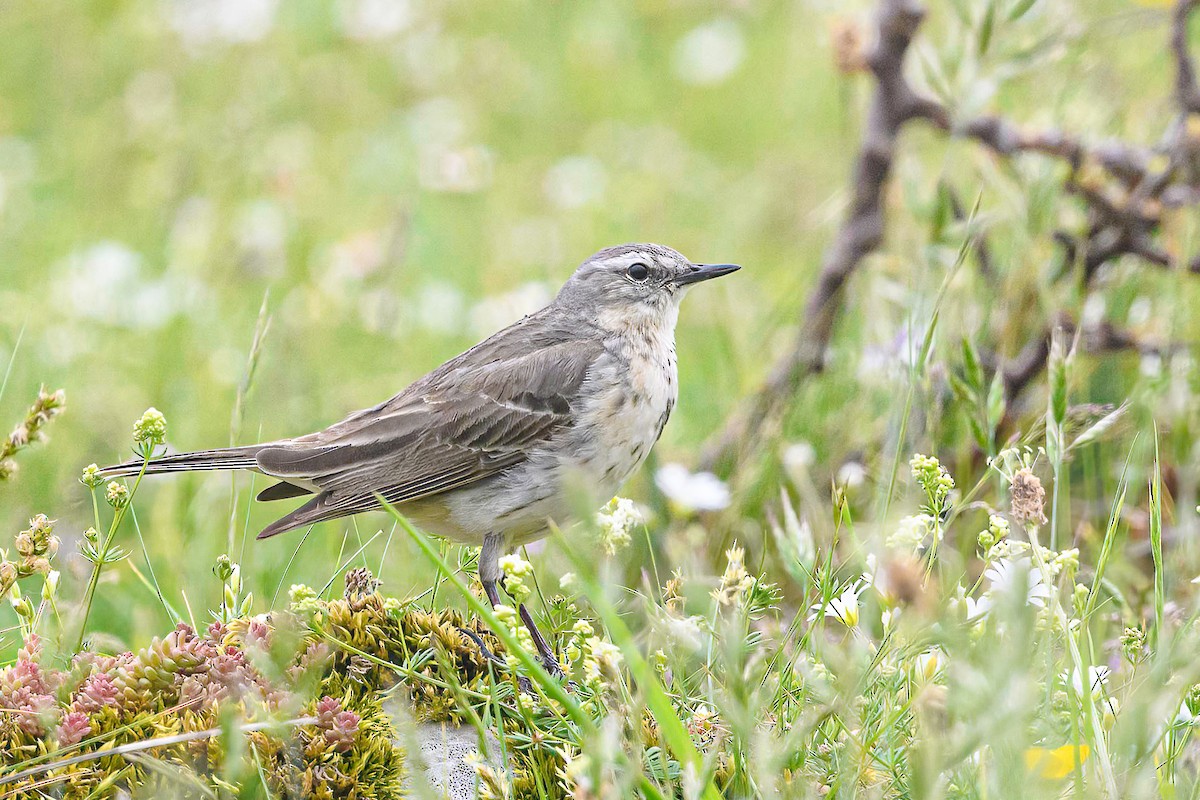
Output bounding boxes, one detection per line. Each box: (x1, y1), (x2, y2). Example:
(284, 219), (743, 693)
(0, 620), (342, 752)
(314, 696), (361, 753)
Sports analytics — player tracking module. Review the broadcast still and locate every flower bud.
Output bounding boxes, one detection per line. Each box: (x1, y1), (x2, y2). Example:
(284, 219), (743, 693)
(213, 554), (234, 582)
(42, 570), (59, 601)
(80, 463), (104, 488)
(132, 407), (168, 447)
(105, 481), (130, 508)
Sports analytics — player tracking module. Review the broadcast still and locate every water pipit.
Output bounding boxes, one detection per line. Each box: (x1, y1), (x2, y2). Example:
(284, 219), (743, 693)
(101, 243), (739, 672)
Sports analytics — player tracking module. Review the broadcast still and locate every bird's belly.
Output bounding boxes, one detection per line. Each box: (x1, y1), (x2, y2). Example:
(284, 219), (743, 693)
(404, 348), (676, 549)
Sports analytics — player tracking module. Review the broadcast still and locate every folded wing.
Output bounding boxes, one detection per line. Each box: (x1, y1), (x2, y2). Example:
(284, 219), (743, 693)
(254, 335), (603, 537)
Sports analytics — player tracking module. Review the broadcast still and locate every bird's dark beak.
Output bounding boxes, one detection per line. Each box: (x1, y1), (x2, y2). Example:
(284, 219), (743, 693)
(675, 263), (741, 286)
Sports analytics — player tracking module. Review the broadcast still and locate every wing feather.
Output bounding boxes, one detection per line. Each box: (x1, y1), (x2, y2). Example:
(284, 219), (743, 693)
(254, 329), (605, 537)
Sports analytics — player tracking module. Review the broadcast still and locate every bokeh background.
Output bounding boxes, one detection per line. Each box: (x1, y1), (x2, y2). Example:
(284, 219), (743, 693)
(0, 0), (1195, 649)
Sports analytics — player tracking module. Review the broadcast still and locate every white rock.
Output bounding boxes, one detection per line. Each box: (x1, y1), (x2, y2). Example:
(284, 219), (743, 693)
(401, 721), (505, 800)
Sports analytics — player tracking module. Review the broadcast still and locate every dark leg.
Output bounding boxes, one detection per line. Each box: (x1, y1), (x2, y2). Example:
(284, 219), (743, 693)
(519, 603), (565, 678)
(478, 533), (564, 679)
(480, 533), (503, 608)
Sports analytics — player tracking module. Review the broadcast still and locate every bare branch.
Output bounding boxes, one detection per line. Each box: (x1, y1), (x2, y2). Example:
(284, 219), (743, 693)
(1174, 0), (1200, 114)
(701, 0), (1200, 475)
(698, 0), (934, 473)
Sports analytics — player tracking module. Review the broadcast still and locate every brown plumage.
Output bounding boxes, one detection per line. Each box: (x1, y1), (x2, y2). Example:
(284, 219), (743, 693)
(99, 244), (738, 669)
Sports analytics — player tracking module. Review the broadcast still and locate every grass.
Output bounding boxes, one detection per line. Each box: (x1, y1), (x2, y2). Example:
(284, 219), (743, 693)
(3, 0), (1200, 796)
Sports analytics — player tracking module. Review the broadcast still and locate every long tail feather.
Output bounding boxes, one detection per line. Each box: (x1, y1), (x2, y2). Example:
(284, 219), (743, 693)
(99, 445), (268, 479)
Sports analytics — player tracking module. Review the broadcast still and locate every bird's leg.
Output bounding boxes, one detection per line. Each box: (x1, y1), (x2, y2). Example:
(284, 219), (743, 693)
(479, 533), (503, 608)
(518, 602), (565, 678)
(478, 533), (564, 679)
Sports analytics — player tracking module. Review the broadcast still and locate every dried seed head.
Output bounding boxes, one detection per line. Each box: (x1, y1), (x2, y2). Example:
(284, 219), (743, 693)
(344, 567), (380, 599)
(830, 17), (867, 75)
(1010, 468), (1048, 526)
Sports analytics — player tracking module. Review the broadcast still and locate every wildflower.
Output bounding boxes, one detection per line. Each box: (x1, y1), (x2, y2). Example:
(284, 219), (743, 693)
(809, 580), (866, 628)
(836, 461), (867, 489)
(1072, 583), (1089, 616)
(11, 515), (59, 577)
(132, 407), (167, 447)
(1065, 666), (1110, 702)
(712, 543), (754, 607)
(910, 453), (954, 508)
(493, 604), (533, 652)
(984, 558), (1051, 608)
(105, 481), (129, 508)
(595, 496), (643, 554)
(584, 637), (622, 684)
(913, 649), (946, 683)
(57, 711), (92, 746)
(559, 572), (577, 592)
(289, 584), (322, 615)
(887, 514), (935, 552)
(1011, 468), (1048, 526)
(0, 388), (65, 482)
(499, 554), (533, 603)
(1120, 627), (1148, 664)
(80, 463), (104, 488)
(1024, 744), (1090, 780)
(655, 463), (731, 513)
(782, 440), (816, 471)
(950, 590), (992, 624)
(663, 571), (686, 615)
(977, 514), (1010, 553)
(42, 570), (60, 602)
(314, 696), (360, 752)
(0, 561), (17, 596)
(662, 614), (704, 652)
(213, 554), (235, 582)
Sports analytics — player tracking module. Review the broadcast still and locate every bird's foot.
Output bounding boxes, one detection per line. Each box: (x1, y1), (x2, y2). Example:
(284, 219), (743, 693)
(458, 627), (506, 668)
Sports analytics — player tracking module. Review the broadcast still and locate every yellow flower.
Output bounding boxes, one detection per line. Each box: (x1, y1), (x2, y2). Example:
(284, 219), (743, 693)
(1024, 744), (1090, 779)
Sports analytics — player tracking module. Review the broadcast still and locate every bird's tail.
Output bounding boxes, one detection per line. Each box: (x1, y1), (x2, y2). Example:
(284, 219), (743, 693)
(99, 444), (269, 479)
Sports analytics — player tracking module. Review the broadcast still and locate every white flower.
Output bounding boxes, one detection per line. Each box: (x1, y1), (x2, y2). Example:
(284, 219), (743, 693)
(836, 461), (867, 489)
(782, 441), (816, 472)
(952, 593), (992, 624)
(809, 580), (866, 628)
(1065, 665), (1111, 701)
(914, 649), (946, 682)
(887, 514), (935, 552)
(595, 497), (643, 555)
(672, 19), (745, 85)
(983, 557), (1052, 608)
(655, 463), (731, 513)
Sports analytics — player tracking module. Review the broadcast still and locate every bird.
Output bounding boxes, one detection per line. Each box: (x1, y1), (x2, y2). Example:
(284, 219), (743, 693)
(100, 243), (739, 672)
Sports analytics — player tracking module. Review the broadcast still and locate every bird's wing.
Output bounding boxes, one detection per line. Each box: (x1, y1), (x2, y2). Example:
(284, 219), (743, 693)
(254, 330), (605, 537)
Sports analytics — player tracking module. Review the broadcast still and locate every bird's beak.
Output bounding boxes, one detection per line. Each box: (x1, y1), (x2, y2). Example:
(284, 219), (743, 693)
(674, 263), (741, 286)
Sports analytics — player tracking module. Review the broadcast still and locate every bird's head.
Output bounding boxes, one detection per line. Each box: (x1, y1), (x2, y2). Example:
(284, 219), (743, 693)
(554, 243), (739, 331)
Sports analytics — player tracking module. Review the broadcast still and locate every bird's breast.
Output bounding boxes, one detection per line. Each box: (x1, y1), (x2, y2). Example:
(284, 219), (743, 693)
(570, 332), (677, 494)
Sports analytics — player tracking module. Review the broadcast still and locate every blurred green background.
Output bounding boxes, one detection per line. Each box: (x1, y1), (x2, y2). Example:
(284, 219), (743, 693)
(1, 0), (1197, 649)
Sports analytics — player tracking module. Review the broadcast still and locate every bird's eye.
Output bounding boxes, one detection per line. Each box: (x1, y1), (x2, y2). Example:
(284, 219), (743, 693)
(626, 263), (650, 282)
